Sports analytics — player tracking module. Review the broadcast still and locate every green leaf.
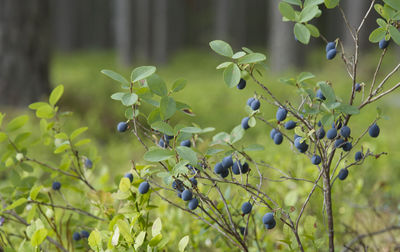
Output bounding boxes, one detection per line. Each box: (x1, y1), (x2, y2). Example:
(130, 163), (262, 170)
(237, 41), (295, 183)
(172, 79), (187, 93)
(121, 93), (138, 106)
(318, 82), (336, 103)
(211, 132), (230, 145)
(297, 72), (315, 83)
(304, 0), (324, 7)
(389, 25), (400, 45)
(238, 53), (266, 64)
(110, 92), (125, 101)
(88, 229), (102, 250)
(294, 23), (311, 44)
(384, 0), (400, 11)
(31, 228), (48, 247)
(172, 161), (190, 176)
(324, 0), (339, 9)
(36, 104), (55, 119)
(149, 234), (163, 247)
(216, 62), (233, 69)
(30, 185), (43, 200)
(369, 27), (386, 43)
(230, 125), (245, 144)
(178, 236), (189, 252)
(101, 69), (130, 85)
(75, 138), (91, 147)
(232, 51), (246, 59)
(306, 24), (320, 37)
(337, 104), (360, 115)
(49, 85), (64, 106)
(176, 146), (197, 165)
(54, 144), (70, 154)
(376, 18), (387, 27)
(152, 217), (162, 237)
(147, 74), (168, 97)
(209, 40), (233, 57)
(119, 177), (131, 193)
(6, 115), (28, 132)
(151, 121), (174, 136)
(279, 2), (296, 20)
(131, 66), (156, 83)
(180, 127), (214, 134)
(282, 0), (302, 6)
(117, 219), (133, 243)
(321, 113), (334, 128)
(0, 132), (7, 143)
(135, 231), (146, 249)
(223, 64), (241, 88)
(148, 109), (161, 125)
(299, 5), (319, 23)
(5, 198), (27, 210)
(160, 96), (176, 120)
(144, 149), (175, 162)
(70, 127), (88, 140)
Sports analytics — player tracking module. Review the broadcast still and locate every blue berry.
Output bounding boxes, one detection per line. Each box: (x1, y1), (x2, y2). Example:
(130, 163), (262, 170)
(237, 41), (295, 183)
(81, 230), (90, 239)
(273, 132), (283, 145)
(237, 78), (246, 90)
(52, 182), (61, 190)
(355, 83), (362, 92)
(326, 128), (337, 140)
(188, 198), (199, 210)
(369, 123), (380, 138)
(270, 128), (278, 139)
(84, 159), (93, 169)
(124, 173), (133, 182)
(294, 137), (308, 153)
(222, 156), (233, 168)
(326, 48), (337, 60)
(247, 97), (255, 106)
(317, 127), (325, 139)
(220, 169), (230, 178)
(379, 38), (389, 49)
(190, 177), (198, 186)
(284, 120), (296, 130)
(338, 168), (349, 180)
(241, 202), (252, 214)
(214, 162), (224, 174)
(326, 41), (336, 52)
(138, 182), (150, 194)
(180, 140), (191, 147)
(241, 117), (250, 130)
(73, 232), (81, 241)
(276, 107), (288, 122)
(316, 89), (326, 100)
(355, 151), (363, 162)
(342, 142), (352, 152)
(181, 189), (193, 201)
(340, 126), (351, 138)
(265, 219), (276, 229)
(158, 138), (168, 148)
(311, 155), (321, 165)
(250, 99), (260, 110)
(334, 138), (345, 148)
(262, 212), (274, 225)
(117, 122), (128, 132)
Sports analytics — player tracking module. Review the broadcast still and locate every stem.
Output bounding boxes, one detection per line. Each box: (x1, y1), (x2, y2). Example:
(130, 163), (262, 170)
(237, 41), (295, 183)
(323, 167), (335, 252)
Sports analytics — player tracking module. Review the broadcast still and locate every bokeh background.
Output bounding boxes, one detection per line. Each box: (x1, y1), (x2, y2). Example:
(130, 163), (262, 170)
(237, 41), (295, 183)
(1, 0), (400, 250)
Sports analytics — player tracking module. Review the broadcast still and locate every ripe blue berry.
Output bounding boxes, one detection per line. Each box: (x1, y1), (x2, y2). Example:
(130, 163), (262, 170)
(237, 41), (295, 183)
(232, 161), (242, 175)
(317, 121), (322, 127)
(294, 137), (308, 153)
(270, 128), (278, 139)
(342, 142), (352, 152)
(334, 138), (345, 148)
(326, 48), (337, 60)
(222, 156), (233, 168)
(355, 83), (362, 92)
(311, 155), (321, 165)
(73, 232), (81, 241)
(379, 38), (389, 49)
(214, 162), (224, 174)
(250, 99), (260, 110)
(124, 173), (133, 182)
(369, 123), (380, 138)
(52, 181), (61, 190)
(158, 138), (168, 148)
(180, 140), (191, 147)
(241, 202), (252, 214)
(326, 41), (336, 52)
(338, 168), (349, 180)
(241, 117), (250, 130)
(247, 97), (255, 106)
(294, 134), (301, 140)
(265, 219), (276, 229)
(340, 126), (351, 138)
(317, 127), (325, 139)
(284, 120), (296, 130)
(316, 89), (326, 100)
(276, 107), (288, 122)
(332, 120), (342, 129)
(190, 177), (197, 186)
(81, 230), (90, 239)
(188, 198), (199, 210)
(239, 226), (246, 235)
(237, 78), (246, 90)
(84, 158), (93, 169)
(165, 134), (174, 140)
(273, 132), (283, 145)
(355, 151), (363, 162)
(221, 169), (230, 178)
(117, 122), (128, 132)
(138, 181), (150, 194)
(262, 212), (274, 225)
(181, 189), (193, 201)
(326, 128), (337, 140)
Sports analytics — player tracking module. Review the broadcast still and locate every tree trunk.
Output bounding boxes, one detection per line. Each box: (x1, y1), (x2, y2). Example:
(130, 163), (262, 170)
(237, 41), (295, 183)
(231, 0), (247, 47)
(134, 0), (150, 62)
(0, 0), (50, 106)
(152, 0), (168, 64)
(114, 0), (133, 66)
(267, 0), (303, 72)
(215, 0), (230, 41)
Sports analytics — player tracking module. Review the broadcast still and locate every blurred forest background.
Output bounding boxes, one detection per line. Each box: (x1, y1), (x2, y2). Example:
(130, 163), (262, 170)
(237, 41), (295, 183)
(2, 0), (400, 250)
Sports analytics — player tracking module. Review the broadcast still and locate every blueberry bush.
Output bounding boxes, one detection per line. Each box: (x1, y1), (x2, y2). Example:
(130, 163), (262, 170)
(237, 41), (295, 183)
(1, 0), (400, 251)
